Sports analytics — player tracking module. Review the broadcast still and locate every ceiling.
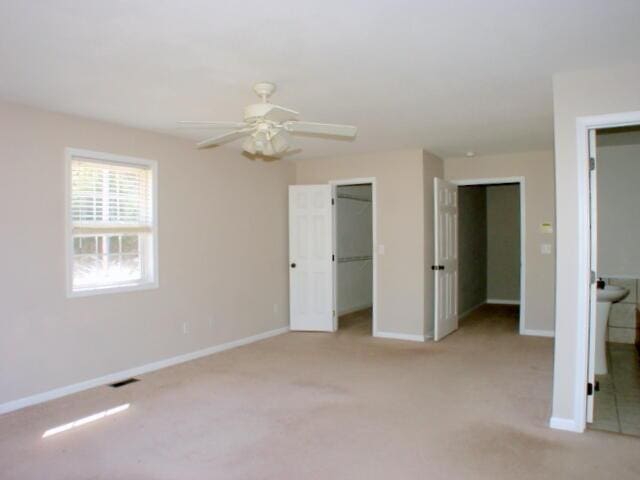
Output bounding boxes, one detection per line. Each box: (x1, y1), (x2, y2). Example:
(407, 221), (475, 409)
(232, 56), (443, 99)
(1, 1), (639, 160)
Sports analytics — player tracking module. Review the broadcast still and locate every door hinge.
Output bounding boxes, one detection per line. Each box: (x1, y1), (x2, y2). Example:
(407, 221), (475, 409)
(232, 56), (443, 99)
(590, 271), (596, 284)
(333, 310), (336, 317)
(332, 254), (335, 262)
(331, 198), (335, 205)
(587, 382), (593, 396)
(589, 157), (596, 171)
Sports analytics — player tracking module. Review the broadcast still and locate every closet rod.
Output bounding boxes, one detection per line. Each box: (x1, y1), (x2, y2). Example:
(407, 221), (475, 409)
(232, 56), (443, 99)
(338, 255), (373, 263)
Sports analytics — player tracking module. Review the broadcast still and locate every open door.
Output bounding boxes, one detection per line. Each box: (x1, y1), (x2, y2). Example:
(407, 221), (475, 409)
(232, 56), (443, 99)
(587, 128), (598, 423)
(289, 185), (335, 332)
(433, 178), (459, 341)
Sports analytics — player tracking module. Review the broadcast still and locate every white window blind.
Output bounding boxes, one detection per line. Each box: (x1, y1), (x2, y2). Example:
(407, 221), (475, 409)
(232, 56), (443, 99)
(71, 159), (152, 232)
(68, 153), (157, 295)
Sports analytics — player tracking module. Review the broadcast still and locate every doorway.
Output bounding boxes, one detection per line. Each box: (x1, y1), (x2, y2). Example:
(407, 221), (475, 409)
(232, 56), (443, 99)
(586, 124), (640, 436)
(287, 179), (377, 335)
(451, 178), (526, 334)
(331, 179), (376, 336)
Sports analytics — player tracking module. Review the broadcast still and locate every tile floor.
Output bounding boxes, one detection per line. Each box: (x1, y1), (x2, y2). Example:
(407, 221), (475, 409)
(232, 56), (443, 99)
(592, 342), (640, 436)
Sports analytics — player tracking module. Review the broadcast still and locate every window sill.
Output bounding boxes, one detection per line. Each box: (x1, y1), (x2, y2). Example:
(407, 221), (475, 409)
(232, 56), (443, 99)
(67, 280), (158, 298)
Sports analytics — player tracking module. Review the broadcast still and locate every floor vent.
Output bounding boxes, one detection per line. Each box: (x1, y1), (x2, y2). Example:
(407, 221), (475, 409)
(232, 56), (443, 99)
(109, 378), (139, 388)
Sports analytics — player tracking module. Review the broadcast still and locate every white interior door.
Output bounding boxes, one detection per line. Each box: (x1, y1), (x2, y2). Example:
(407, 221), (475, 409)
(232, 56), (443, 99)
(433, 178), (459, 341)
(289, 185), (335, 332)
(587, 128), (598, 423)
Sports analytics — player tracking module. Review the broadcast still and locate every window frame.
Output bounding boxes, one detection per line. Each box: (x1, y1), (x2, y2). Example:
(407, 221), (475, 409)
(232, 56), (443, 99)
(65, 148), (159, 298)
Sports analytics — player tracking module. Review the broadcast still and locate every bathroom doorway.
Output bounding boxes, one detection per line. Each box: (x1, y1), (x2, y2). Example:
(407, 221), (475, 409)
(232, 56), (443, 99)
(452, 178), (526, 333)
(587, 124), (640, 436)
(331, 179), (376, 336)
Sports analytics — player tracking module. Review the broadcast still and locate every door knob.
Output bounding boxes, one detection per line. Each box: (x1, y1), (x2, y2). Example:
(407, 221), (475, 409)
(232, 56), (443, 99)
(291, 263), (296, 268)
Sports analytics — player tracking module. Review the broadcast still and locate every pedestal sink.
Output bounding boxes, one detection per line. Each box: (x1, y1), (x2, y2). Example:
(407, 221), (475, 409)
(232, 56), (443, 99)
(595, 285), (629, 374)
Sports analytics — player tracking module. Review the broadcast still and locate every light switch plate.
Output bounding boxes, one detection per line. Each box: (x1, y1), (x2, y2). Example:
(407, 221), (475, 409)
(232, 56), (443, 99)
(378, 244), (385, 255)
(541, 243), (552, 255)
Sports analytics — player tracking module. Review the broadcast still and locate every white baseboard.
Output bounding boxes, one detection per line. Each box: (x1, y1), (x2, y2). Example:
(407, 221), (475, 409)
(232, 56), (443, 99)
(459, 301), (486, 319)
(522, 328), (555, 338)
(486, 298), (520, 305)
(374, 331), (425, 342)
(338, 303), (373, 316)
(0, 326), (289, 416)
(549, 416), (583, 432)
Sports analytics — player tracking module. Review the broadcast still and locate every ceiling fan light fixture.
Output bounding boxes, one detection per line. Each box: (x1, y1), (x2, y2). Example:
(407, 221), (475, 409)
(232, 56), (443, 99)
(270, 130), (289, 154)
(242, 136), (257, 154)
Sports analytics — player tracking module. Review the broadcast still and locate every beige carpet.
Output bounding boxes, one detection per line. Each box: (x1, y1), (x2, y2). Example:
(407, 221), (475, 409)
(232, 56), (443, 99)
(1, 305), (638, 479)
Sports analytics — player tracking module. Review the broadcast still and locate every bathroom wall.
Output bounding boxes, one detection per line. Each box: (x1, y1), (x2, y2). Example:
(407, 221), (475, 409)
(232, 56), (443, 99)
(597, 127), (640, 277)
(336, 184), (373, 315)
(458, 186), (487, 316)
(596, 128), (640, 346)
(604, 278), (639, 344)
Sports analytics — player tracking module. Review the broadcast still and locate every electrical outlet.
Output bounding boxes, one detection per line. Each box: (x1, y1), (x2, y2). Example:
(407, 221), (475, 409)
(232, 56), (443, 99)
(182, 322), (188, 334)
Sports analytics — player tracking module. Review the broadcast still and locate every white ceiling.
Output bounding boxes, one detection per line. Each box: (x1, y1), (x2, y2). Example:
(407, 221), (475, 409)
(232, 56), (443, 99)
(1, 1), (639, 160)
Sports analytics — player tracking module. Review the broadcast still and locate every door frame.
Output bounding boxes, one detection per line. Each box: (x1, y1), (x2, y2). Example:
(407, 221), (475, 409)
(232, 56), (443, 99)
(573, 111), (640, 432)
(329, 177), (378, 336)
(450, 177), (527, 335)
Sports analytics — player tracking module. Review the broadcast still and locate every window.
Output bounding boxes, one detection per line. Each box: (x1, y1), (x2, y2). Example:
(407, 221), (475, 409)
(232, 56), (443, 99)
(67, 149), (157, 296)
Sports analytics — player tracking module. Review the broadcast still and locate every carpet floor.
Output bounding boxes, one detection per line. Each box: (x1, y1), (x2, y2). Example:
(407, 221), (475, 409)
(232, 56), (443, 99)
(1, 305), (639, 479)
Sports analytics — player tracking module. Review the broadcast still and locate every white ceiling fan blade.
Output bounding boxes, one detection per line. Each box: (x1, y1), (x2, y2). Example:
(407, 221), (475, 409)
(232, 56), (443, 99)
(263, 104), (299, 123)
(197, 128), (253, 149)
(284, 121), (357, 137)
(178, 121), (249, 129)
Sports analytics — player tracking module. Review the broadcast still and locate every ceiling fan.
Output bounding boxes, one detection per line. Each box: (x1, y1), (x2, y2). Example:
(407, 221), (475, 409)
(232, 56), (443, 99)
(179, 82), (357, 157)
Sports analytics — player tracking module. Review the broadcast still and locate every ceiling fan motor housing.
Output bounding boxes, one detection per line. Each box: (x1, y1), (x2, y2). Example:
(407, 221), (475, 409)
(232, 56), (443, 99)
(253, 81), (276, 100)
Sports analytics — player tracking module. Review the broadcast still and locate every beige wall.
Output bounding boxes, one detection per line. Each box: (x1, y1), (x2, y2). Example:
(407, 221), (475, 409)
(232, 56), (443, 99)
(552, 64), (640, 429)
(487, 184), (521, 301)
(458, 186), (487, 315)
(295, 149), (443, 338)
(0, 101), (295, 406)
(444, 151), (556, 333)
